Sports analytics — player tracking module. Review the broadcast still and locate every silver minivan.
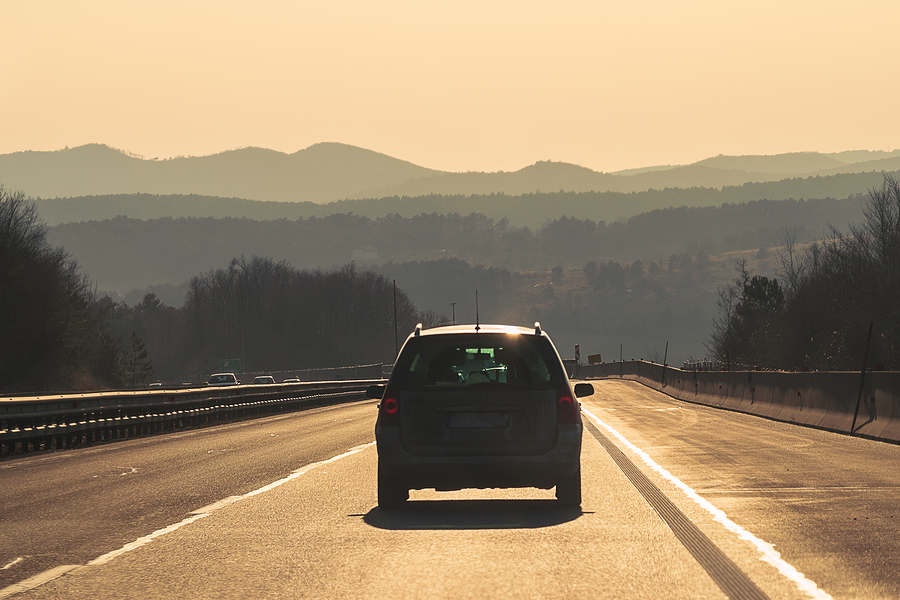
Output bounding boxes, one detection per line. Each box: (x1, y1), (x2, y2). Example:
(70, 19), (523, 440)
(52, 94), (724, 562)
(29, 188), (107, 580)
(369, 323), (593, 508)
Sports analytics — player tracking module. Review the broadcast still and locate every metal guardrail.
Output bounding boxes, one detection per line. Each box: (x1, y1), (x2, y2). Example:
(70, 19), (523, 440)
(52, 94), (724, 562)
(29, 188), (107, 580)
(0, 379), (383, 457)
(576, 360), (900, 444)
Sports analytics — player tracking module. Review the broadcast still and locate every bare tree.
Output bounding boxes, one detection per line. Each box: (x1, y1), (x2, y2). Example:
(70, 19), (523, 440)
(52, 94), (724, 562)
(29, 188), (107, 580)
(705, 259), (750, 362)
(718, 174), (900, 371)
(0, 185), (121, 391)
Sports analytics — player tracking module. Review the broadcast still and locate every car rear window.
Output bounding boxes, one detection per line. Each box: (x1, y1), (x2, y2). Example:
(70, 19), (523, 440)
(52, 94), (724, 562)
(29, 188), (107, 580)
(391, 333), (565, 391)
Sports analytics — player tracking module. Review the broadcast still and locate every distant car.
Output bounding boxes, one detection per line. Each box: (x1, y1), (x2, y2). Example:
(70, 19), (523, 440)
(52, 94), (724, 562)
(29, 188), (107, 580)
(253, 375), (276, 384)
(148, 382), (163, 388)
(370, 322), (594, 509)
(282, 378), (301, 383)
(207, 373), (239, 386)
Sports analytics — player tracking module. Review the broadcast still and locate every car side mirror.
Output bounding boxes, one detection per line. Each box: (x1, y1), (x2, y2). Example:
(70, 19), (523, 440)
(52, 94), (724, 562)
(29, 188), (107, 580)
(366, 384), (386, 399)
(574, 383), (594, 398)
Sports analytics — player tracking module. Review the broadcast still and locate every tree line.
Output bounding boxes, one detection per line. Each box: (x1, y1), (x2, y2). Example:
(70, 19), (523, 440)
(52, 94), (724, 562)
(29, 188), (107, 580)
(707, 175), (900, 371)
(47, 195), (864, 295)
(104, 257), (432, 383)
(1, 186), (433, 391)
(34, 166), (891, 229)
(0, 185), (120, 392)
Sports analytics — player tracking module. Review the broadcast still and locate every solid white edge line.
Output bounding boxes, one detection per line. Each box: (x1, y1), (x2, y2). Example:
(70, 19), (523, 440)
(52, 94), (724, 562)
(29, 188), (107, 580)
(582, 408), (834, 600)
(190, 496), (243, 515)
(88, 441), (376, 566)
(0, 565), (80, 599)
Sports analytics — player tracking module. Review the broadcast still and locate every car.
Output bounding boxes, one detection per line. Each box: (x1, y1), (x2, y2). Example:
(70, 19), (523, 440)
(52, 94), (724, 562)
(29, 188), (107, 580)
(207, 372), (239, 386)
(369, 322), (594, 509)
(253, 375), (276, 384)
(282, 378), (301, 383)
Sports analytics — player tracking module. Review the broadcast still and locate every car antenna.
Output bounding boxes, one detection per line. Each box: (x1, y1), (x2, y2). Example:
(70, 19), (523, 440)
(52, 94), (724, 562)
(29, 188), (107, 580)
(475, 290), (480, 331)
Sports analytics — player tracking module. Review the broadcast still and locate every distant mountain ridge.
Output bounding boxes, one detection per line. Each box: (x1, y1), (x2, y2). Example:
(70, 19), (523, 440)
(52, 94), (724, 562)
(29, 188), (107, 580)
(354, 152), (900, 198)
(693, 152), (847, 174)
(32, 167), (892, 229)
(2, 143), (898, 205)
(0, 143), (438, 203)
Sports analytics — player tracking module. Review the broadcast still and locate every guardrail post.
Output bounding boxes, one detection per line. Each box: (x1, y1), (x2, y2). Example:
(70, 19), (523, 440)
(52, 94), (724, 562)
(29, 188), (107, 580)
(852, 321), (874, 433)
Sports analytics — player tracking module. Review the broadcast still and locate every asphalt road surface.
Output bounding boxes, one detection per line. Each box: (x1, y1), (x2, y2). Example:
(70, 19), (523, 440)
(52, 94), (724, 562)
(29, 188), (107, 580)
(2, 380), (899, 599)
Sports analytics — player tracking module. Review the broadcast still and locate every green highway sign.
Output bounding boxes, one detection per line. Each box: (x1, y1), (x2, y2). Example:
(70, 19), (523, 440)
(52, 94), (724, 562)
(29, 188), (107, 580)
(220, 359), (242, 373)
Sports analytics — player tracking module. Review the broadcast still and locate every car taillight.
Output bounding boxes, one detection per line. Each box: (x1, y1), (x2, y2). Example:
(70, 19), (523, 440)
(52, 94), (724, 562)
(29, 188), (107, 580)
(557, 387), (578, 424)
(379, 390), (400, 425)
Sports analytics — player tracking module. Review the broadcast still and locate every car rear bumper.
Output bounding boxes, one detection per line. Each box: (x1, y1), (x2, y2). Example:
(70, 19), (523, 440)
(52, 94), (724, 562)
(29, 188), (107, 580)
(376, 424), (582, 491)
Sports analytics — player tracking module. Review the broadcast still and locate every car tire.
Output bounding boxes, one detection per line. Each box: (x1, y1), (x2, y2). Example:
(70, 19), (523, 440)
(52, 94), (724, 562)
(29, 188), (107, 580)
(378, 465), (408, 509)
(556, 467), (581, 507)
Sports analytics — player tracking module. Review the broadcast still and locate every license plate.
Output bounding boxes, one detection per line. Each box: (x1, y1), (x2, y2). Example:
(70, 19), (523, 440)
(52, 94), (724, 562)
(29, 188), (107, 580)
(446, 412), (509, 428)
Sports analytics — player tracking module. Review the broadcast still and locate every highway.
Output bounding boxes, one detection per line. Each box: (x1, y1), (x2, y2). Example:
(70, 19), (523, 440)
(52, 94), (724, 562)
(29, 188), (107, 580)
(2, 380), (899, 599)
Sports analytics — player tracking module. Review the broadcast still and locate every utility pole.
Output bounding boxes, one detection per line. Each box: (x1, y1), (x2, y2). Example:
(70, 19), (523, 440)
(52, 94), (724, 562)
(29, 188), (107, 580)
(662, 341), (668, 387)
(450, 302), (456, 325)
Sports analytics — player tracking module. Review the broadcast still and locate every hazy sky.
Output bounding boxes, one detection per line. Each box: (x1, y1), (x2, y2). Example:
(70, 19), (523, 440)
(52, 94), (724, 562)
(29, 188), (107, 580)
(3, 1), (898, 173)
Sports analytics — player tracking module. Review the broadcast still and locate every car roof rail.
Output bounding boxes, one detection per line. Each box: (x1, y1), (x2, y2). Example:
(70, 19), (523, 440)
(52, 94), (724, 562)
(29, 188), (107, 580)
(534, 322), (542, 335)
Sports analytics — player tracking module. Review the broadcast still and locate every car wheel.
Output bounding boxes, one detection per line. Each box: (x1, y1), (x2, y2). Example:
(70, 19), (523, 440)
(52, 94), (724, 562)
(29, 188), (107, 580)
(378, 465), (408, 509)
(556, 467), (581, 507)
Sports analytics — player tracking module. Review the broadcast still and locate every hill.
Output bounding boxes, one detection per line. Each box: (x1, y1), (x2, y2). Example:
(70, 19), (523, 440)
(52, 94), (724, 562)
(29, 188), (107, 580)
(0, 143), (438, 203)
(33, 193), (320, 225)
(46, 195), (865, 295)
(33, 169), (890, 229)
(351, 151), (900, 198)
(4, 144), (900, 209)
(693, 152), (847, 174)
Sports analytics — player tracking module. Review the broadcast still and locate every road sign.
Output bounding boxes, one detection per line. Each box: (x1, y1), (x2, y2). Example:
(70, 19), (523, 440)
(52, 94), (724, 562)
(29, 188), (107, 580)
(220, 359), (241, 373)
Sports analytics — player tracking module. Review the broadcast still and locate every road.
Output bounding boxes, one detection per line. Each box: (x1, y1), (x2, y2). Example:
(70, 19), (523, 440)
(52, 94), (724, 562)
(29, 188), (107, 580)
(1, 380), (899, 599)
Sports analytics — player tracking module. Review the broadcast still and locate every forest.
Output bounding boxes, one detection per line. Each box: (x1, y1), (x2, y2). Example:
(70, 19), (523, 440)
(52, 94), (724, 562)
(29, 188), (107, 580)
(707, 176), (900, 371)
(0, 186), (120, 391)
(47, 195), (864, 295)
(0, 184), (434, 391)
(94, 249), (731, 386)
(33, 172), (882, 229)
(5, 170), (899, 392)
(103, 258), (433, 386)
(373, 249), (722, 369)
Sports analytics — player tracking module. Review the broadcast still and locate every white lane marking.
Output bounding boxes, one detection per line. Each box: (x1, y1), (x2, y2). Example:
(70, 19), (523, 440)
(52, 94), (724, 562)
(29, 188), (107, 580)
(87, 514), (210, 566)
(191, 495), (244, 515)
(0, 565), (80, 599)
(88, 442), (375, 567)
(582, 408), (834, 600)
(1, 558), (23, 570)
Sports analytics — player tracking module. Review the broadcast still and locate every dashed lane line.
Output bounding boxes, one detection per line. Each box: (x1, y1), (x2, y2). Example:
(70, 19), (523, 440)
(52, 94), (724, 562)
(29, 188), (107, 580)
(1, 560), (23, 572)
(89, 441), (376, 566)
(0, 442), (376, 597)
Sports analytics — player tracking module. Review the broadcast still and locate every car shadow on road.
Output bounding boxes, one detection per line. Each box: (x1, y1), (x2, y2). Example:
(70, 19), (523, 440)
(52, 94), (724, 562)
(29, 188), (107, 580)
(360, 499), (585, 530)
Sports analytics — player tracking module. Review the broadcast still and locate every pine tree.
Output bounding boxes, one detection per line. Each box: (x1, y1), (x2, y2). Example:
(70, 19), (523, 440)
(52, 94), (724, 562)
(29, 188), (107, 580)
(125, 331), (153, 388)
